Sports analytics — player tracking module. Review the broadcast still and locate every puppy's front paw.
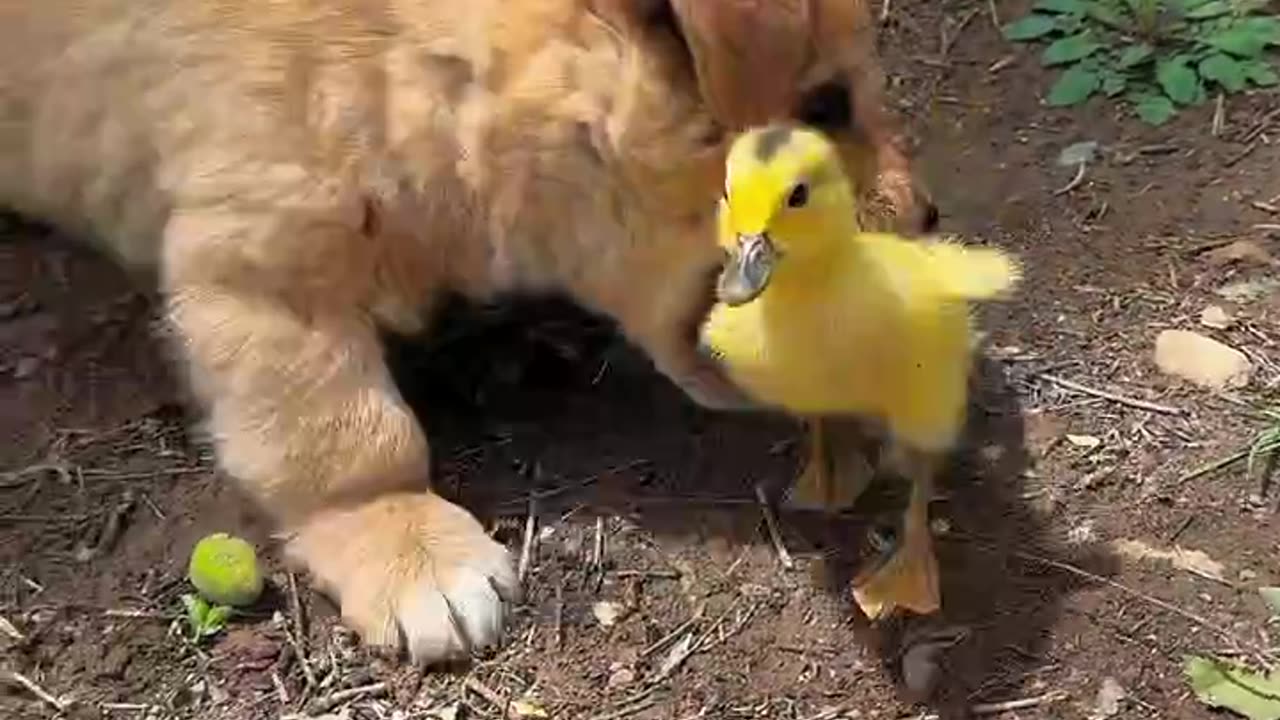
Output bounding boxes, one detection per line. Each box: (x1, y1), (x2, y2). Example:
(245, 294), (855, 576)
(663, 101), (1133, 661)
(287, 492), (518, 663)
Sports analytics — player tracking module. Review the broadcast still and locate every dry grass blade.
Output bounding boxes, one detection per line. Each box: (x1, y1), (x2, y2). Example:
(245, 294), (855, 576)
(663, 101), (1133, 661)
(0, 613), (24, 640)
(2, 670), (67, 711)
(304, 681), (387, 714)
(1036, 373), (1182, 415)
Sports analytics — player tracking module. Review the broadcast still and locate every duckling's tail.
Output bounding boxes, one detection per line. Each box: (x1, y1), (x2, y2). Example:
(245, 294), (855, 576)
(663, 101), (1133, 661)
(922, 239), (1022, 302)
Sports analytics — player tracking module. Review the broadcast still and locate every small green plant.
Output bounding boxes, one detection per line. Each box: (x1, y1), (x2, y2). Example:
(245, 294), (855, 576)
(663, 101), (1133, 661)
(1245, 406), (1280, 478)
(1003, 0), (1280, 125)
(180, 592), (234, 643)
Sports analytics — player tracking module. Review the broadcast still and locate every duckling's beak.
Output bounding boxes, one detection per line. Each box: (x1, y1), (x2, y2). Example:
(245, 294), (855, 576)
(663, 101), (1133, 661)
(717, 233), (777, 306)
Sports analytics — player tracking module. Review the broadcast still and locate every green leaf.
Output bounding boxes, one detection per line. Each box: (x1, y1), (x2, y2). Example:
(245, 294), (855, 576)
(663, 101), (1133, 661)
(1047, 66), (1100, 106)
(1131, 93), (1177, 125)
(1242, 60), (1280, 86)
(1175, 0), (1216, 9)
(1157, 57), (1201, 104)
(201, 605), (235, 637)
(181, 593), (209, 625)
(1184, 655), (1280, 720)
(1042, 33), (1104, 65)
(1261, 587), (1280, 616)
(1033, 0), (1086, 13)
(1206, 27), (1270, 57)
(1088, 2), (1131, 28)
(1199, 53), (1247, 91)
(1185, 1), (1231, 19)
(1240, 17), (1280, 45)
(1101, 69), (1129, 96)
(181, 593), (210, 640)
(1003, 14), (1058, 40)
(1118, 43), (1155, 68)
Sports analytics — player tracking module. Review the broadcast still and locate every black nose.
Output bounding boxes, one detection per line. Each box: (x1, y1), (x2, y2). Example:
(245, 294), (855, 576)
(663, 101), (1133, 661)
(922, 202), (940, 232)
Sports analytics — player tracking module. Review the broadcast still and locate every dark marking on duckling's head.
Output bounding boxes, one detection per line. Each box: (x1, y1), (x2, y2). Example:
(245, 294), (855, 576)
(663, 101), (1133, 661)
(754, 125), (794, 162)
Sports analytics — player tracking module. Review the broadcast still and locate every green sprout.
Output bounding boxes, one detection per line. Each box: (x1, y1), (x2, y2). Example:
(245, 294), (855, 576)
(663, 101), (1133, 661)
(1003, 0), (1280, 125)
(180, 593), (235, 643)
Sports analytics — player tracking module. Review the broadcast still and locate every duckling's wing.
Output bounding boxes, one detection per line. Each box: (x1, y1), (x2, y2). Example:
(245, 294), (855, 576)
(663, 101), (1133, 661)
(920, 237), (1022, 301)
(858, 232), (1021, 304)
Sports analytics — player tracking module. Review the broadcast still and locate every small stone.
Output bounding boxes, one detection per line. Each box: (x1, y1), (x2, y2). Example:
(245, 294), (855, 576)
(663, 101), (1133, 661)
(1154, 330), (1251, 390)
(1239, 569), (1258, 582)
(1199, 304), (1234, 330)
(606, 665), (636, 688)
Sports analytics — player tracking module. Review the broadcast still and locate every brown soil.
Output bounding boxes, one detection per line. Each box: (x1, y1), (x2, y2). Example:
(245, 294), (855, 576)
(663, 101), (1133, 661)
(3, 2), (1279, 718)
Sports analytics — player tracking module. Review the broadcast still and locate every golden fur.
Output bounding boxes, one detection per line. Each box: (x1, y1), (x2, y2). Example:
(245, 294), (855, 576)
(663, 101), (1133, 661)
(1, 0), (934, 662)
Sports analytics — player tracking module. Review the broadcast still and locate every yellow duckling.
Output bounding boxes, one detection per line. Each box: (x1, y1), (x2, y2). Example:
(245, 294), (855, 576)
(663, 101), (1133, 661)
(700, 123), (1021, 620)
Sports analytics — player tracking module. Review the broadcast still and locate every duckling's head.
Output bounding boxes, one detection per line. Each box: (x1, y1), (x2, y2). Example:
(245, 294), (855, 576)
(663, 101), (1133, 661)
(716, 123), (860, 306)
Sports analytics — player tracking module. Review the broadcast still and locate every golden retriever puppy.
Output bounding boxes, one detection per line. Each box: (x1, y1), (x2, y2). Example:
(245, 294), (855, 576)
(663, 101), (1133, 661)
(0, 0), (935, 662)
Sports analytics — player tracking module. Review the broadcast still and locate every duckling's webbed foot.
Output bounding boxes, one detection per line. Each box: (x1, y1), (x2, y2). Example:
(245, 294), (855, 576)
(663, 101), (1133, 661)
(784, 416), (877, 513)
(851, 444), (942, 620)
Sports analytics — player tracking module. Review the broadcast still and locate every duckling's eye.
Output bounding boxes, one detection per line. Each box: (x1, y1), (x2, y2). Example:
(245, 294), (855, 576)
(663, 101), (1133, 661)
(786, 183), (809, 209)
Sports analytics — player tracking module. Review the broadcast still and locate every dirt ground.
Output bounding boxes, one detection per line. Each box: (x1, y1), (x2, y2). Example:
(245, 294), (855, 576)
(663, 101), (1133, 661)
(3, 1), (1279, 718)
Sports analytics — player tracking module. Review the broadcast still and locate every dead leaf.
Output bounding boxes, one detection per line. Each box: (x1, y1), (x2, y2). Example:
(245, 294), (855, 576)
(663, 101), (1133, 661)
(1066, 434), (1102, 449)
(1205, 240), (1276, 267)
(1091, 676), (1126, 719)
(511, 698), (549, 719)
(591, 601), (625, 628)
(1113, 539), (1228, 583)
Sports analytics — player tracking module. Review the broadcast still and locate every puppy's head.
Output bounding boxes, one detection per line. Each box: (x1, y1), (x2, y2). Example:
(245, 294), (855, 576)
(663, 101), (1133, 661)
(588, 0), (937, 236)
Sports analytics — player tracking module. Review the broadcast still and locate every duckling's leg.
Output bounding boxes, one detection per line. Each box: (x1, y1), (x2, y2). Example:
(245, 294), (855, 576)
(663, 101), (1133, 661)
(784, 417), (875, 512)
(851, 444), (942, 620)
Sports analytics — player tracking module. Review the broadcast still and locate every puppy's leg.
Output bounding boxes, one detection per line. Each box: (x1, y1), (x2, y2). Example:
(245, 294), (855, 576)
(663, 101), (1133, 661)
(163, 209), (516, 663)
(585, 249), (756, 411)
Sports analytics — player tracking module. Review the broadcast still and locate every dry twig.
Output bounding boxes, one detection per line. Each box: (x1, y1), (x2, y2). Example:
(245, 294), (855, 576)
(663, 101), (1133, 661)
(285, 572), (317, 690)
(914, 691), (1069, 719)
(754, 484), (794, 570)
(305, 681), (388, 714)
(517, 495), (538, 583)
(1012, 549), (1272, 666)
(1053, 162), (1089, 196)
(553, 581), (564, 650)
(2, 670), (67, 711)
(591, 515), (605, 572)
(0, 613), (23, 641)
(1036, 373), (1183, 415)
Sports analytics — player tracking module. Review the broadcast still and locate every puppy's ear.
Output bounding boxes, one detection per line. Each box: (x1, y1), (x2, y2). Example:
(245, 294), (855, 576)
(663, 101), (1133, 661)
(591, 0), (812, 129)
(669, 0), (810, 128)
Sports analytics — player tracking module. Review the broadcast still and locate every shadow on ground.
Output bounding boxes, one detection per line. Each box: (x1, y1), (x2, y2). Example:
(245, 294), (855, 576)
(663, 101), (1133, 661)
(387, 295), (1121, 717)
